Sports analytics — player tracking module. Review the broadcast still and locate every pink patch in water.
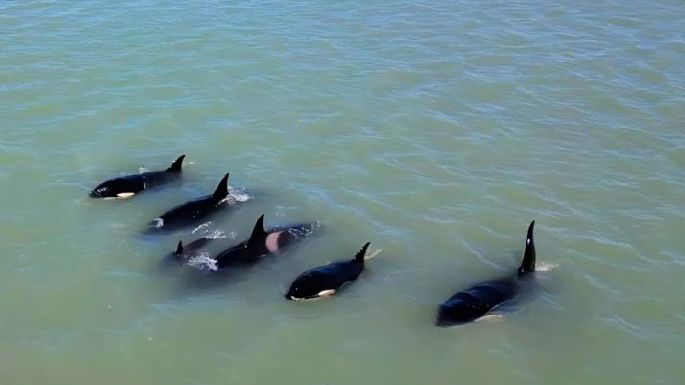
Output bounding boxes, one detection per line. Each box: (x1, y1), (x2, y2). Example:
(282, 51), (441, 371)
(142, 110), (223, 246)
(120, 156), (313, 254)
(266, 231), (284, 254)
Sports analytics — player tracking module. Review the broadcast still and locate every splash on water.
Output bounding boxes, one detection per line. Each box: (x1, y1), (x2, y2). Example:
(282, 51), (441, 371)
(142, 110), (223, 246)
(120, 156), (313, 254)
(536, 262), (559, 272)
(365, 249), (384, 261)
(284, 221), (321, 239)
(191, 222), (227, 239)
(225, 186), (252, 203)
(187, 253), (218, 271)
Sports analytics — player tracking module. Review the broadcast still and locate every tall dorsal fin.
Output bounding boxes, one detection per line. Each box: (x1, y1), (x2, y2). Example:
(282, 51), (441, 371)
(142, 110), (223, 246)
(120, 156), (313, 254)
(167, 154), (185, 172)
(212, 173), (229, 200)
(175, 240), (184, 256)
(354, 242), (371, 263)
(248, 215), (267, 246)
(519, 220), (536, 273)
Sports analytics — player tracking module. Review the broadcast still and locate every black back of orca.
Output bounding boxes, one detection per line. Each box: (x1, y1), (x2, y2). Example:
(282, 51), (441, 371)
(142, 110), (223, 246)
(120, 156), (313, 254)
(214, 215), (315, 269)
(90, 155), (185, 198)
(146, 173), (230, 233)
(285, 242), (370, 301)
(436, 221), (536, 326)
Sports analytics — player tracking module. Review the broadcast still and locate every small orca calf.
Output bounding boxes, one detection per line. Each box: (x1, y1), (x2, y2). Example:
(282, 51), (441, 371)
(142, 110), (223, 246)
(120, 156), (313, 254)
(90, 154), (185, 199)
(214, 215), (314, 269)
(285, 242), (370, 301)
(159, 237), (216, 270)
(436, 221), (537, 326)
(166, 237), (215, 264)
(147, 173), (233, 233)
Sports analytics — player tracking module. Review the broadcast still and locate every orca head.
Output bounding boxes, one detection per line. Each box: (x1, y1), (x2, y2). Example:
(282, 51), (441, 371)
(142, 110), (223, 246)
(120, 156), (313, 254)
(90, 181), (114, 198)
(90, 180), (131, 199)
(285, 278), (332, 301)
(435, 299), (488, 326)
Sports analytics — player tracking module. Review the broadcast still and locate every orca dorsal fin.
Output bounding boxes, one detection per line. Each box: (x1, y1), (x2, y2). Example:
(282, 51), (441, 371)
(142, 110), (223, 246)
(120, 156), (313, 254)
(176, 240), (184, 256)
(354, 242), (371, 263)
(519, 220), (536, 273)
(212, 173), (229, 201)
(247, 215), (267, 246)
(167, 154), (185, 172)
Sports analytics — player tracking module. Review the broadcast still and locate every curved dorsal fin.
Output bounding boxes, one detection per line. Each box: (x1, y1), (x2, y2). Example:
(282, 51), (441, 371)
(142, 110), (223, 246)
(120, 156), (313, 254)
(168, 154), (185, 172)
(175, 240), (184, 256)
(354, 242), (371, 263)
(248, 215), (267, 246)
(519, 220), (536, 273)
(212, 173), (229, 200)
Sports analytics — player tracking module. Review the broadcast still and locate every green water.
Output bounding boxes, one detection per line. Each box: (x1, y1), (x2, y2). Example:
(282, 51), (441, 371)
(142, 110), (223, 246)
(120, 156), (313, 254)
(2, 0), (685, 384)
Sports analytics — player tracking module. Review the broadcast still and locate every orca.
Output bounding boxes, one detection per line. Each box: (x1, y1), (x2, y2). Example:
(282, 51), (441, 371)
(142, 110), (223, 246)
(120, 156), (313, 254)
(166, 237), (215, 264)
(90, 154), (185, 199)
(213, 215), (314, 269)
(285, 242), (370, 301)
(146, 173), (233, 233)
(435, 220), (536, 326)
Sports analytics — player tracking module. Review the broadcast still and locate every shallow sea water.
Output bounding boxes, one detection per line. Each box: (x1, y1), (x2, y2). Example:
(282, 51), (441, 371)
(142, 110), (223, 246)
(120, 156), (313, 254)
(1, 1), (685, 384)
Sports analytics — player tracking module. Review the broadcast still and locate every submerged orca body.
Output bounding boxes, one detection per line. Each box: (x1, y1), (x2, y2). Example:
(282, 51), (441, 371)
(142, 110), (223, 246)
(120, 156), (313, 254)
(90, 155), (185, 199)
(213, 215), (315, 269)
(147, 173), (232, 233)
(164, 237), (216, 265)
(285, 242), (370, 301)
(436, 221), (536, 326)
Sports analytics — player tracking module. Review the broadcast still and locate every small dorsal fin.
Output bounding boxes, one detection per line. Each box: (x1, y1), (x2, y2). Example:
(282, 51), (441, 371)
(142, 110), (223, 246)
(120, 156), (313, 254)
(248, 215), (267, 245)
(175, 240), (184, 256)
(212, 173), (229, 200)
(519, 220), (536, 273)
(354, 242), (371, 263)
(168, 154), (185, 172)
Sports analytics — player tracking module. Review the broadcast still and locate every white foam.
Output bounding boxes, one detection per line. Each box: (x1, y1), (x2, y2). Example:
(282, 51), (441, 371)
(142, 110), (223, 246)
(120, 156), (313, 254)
(187, 254), (218, 271)
(152, 217), (164, 228)
(536, 262), (559, 272)
(227, 186), (252, 203)
(365, 248), (383, 261)
(191, 222), (227, 239)
(288, 222), (320, 238)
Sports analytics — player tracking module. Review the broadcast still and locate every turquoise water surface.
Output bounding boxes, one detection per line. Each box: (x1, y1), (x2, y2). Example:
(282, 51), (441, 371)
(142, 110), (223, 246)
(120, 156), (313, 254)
(2, 1), (685, 384)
